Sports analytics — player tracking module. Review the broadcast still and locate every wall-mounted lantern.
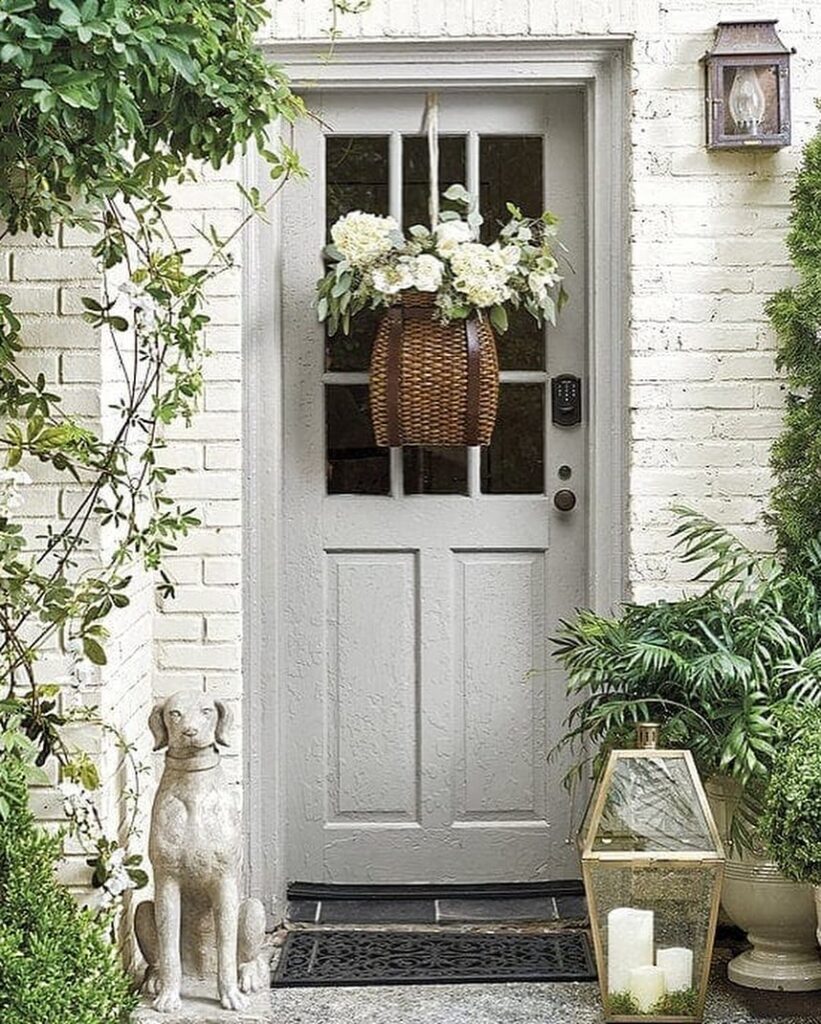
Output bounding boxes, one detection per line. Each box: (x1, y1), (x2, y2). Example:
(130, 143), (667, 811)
(703, 20), (793, 150)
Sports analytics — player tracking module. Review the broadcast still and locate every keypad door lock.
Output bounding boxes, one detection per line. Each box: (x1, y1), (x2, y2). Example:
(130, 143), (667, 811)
(551, 374), (582, 427)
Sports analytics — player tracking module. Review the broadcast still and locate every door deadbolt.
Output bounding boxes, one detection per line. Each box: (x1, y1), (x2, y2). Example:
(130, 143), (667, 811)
(553, 489), (577, 512)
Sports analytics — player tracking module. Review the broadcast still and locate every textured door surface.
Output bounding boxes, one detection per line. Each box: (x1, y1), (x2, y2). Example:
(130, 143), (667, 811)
(281, 89), (588, 883)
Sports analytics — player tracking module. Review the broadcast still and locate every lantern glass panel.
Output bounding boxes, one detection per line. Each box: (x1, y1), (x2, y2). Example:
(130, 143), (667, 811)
(586, 860), (723, 1018)
(722, 64), (781, 137)
(590, 754), (714, 853)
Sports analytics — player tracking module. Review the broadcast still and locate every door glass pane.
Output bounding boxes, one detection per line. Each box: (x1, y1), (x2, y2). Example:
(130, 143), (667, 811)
(403, 447), (468, 495)
(325, 136), (389, 372)
(402, 136), (467, 229)
(326, 384), (389, 495)
(481, 384), (544, 494)
(480, 136), (545, 371)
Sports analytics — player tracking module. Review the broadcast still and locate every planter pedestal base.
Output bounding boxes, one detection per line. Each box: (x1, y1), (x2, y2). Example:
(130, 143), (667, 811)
(728, 944), (821, 992)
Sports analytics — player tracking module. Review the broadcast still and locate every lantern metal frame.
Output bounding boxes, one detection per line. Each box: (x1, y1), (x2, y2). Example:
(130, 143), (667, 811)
(703, 20), (793, 150)
(580, 746), (726, 1024)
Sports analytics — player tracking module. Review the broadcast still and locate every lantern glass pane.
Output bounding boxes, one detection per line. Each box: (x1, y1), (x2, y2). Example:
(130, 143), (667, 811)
(722, 64), (780, 137)
(588, 861), (721, 1018)
(591, 755), (714, 853)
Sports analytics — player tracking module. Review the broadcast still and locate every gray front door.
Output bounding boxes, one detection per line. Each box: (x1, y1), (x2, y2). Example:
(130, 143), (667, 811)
(280, 88), (588, 883)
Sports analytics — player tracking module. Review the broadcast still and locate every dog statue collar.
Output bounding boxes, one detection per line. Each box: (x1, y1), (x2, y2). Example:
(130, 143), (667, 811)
(164, 748), (220, 772)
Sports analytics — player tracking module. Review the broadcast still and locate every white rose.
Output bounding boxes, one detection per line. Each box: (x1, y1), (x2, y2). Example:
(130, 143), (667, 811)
(331, 211), (400, 267)
(410, 254), (444, 292)
(371, 261), (415, 296)
(435, 219), (473, 256)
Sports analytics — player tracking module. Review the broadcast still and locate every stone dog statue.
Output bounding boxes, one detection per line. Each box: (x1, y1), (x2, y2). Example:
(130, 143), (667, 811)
(134, 691), (268, 1012)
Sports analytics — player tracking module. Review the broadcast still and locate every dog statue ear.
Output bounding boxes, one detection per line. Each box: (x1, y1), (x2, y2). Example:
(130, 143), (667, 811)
(149, 700), (169, 751)
(214, 700), (232, 748)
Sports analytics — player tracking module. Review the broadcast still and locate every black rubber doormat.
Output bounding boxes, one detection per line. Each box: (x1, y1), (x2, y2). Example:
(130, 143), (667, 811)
(272, 929), (596, 988)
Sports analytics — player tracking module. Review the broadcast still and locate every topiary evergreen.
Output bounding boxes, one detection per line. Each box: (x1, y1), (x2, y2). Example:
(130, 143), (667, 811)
(0, 752), (137, 1024)
(767, 109), (821, 558)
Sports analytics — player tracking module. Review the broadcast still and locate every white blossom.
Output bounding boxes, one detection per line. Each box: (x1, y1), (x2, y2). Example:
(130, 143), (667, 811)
(410, 254), (444, 292)
(449, 243), (513, 308)
(331, 211), (399, 267)
(371, 261), (415, 296)
(59, 780), (95, 830)
(434, 219), (473, 256)
(0, 468), (31, 518)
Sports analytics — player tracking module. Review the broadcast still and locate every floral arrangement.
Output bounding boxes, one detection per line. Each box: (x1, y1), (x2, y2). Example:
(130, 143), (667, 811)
(316, 184), (566, 336)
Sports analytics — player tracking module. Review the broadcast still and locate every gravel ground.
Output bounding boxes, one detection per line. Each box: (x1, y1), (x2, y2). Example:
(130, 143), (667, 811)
(134, 965), (821, 1024)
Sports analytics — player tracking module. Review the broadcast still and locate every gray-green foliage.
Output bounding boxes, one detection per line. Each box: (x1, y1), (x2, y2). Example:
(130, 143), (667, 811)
(0, 750), (136, 1024)
(762, 708), (821, 885)
(553, 507), (821, 847)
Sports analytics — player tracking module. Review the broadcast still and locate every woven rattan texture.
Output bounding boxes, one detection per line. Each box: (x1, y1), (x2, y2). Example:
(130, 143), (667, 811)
(369, 293), (499, 447)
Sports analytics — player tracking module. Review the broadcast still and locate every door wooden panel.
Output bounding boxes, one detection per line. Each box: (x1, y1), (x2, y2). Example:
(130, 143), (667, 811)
(327, 551), (419, 822)
(281, 88), (588, 883)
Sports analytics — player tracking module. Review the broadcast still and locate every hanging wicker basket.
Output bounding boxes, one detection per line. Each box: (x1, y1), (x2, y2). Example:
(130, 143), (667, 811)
(369, 292), (500, 447)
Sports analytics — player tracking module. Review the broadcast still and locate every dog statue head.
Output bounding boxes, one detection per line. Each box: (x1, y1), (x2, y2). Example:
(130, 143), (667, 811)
(149, 690), (232, 753)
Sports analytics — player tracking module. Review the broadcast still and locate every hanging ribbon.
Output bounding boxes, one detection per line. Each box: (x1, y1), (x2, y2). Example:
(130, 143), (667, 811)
(424, 91), (440, 229)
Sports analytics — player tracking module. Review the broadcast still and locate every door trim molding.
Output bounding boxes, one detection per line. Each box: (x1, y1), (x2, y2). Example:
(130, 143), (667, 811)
(243, 37), (630, 921)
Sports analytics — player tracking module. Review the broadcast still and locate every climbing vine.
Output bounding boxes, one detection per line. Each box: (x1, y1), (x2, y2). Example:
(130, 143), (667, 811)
(0, 0), (317, 899)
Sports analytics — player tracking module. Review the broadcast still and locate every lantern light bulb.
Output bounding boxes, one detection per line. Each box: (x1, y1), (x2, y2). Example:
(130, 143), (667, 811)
(728, 67), (766, 134)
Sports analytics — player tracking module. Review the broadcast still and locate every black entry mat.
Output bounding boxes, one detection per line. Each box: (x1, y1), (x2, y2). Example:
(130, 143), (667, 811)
(272, 929), (597, 988)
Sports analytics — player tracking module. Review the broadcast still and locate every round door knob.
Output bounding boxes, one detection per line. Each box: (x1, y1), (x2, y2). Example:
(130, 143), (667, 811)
(553, 489), (577, 512)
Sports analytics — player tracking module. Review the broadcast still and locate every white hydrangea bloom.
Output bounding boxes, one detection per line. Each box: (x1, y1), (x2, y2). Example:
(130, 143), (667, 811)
(449, 243), (513, 308)
(410, 254), (444, 292)
(0, 468), (31, 518)
(434, 219), (473, 256)
(371, 261), (415, 296)
(331, 211), (399, 267)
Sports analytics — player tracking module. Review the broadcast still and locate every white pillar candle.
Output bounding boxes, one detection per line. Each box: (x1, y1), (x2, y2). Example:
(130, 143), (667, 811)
(606, 907), (655, 994)
(657, 947), (694, 992)
(628, 965), (667, 1012)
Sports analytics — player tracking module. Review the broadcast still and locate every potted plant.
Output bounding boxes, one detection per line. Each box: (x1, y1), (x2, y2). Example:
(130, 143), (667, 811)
(553, 507), (821, 991)
(763, 708), (821, 948)
(316, 185), (566, 447)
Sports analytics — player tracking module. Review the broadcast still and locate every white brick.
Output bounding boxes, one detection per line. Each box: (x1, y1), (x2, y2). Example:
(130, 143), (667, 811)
(203, 557), (241, 585)
(3, 284), (57, 313)
(14, 249), (98, 281)
(669, 384), (755, 410)
(205, 444), (241, 470)
(205, 615), (241, 642)
(158, 642), (240, 670)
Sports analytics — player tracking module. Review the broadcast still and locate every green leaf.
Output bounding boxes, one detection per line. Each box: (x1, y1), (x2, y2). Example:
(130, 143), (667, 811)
(489, 304), (508, 333)
(50, 0), (83, 27)
(82, 637), (107, 666)
(153, 43), (198, 84)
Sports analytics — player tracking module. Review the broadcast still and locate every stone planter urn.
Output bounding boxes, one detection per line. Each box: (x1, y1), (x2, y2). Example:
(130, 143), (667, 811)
(706, 777), (821, 992)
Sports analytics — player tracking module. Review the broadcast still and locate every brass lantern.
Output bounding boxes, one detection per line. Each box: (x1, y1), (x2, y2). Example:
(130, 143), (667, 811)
(580, 724), (725, 1022)
(703, 20), (793, 150)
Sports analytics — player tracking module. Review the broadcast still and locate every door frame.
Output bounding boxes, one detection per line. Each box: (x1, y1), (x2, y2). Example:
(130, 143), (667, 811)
(242, 37), (631, 922)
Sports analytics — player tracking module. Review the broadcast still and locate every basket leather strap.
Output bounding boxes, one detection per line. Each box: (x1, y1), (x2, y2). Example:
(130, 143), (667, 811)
(465, 316), (481, 446)
(385, 307), (403, 446)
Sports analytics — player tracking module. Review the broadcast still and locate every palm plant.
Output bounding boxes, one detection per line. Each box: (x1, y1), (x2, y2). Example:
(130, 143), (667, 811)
(553, 507), (821, 849)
